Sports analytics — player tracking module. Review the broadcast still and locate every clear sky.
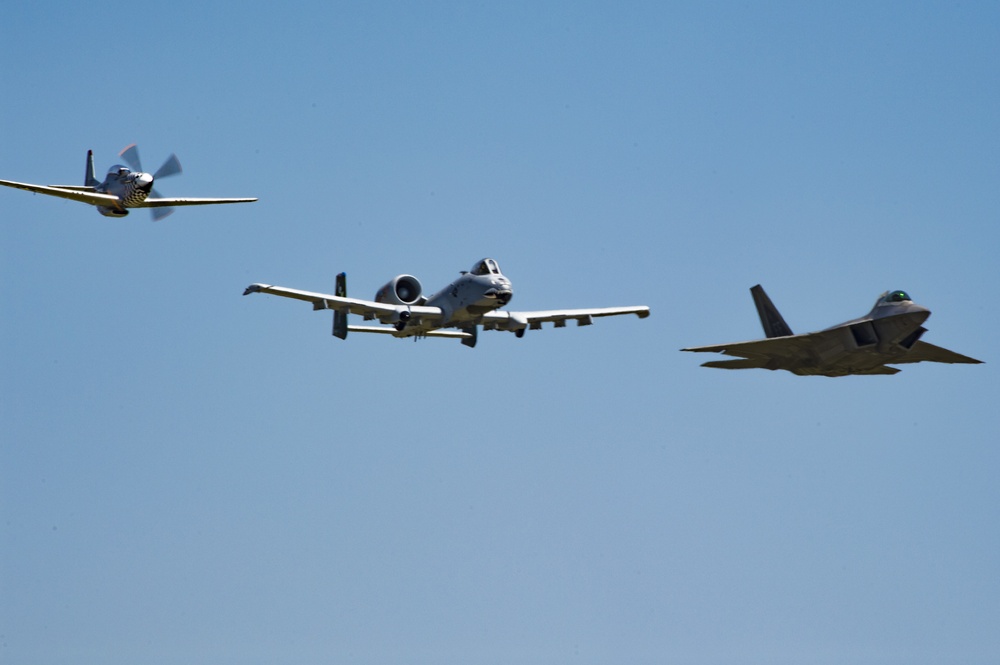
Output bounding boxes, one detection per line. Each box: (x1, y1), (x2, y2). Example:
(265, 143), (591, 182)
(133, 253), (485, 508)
(1, 3), (998, 664)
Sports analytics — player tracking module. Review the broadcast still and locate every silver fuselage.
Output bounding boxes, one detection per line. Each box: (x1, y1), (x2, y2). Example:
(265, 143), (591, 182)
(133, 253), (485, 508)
(94, 166), (154, 217)
(389, 271), (513, 336)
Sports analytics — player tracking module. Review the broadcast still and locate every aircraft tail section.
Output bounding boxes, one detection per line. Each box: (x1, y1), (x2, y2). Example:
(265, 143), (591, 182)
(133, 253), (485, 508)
(702, 358), (770, 370)
(460, 325), (478, 348)
(332, 272), (348, 339)
(750, 284), (793, 338)
(84, 150), (99, 187)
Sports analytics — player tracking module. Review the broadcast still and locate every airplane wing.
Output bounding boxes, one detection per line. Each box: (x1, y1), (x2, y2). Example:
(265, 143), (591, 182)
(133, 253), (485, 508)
(479, 306), (650, 331)
(138, 196), (258, 207)
(243, 283), (443, 321)
(0, 179), (120, 206)
(682, 333), (814, 359)
(894, 340), (983, 365)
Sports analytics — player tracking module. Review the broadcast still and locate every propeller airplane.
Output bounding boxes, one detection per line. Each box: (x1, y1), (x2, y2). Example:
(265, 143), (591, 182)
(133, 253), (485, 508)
(0, 144), (257, 220)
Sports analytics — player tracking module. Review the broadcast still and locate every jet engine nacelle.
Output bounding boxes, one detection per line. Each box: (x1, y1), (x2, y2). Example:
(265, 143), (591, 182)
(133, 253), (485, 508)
(375, 275), (424, 306)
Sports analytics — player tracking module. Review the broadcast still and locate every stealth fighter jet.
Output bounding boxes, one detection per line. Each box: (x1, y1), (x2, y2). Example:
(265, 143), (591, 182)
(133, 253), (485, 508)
(682, 285), (982, 376)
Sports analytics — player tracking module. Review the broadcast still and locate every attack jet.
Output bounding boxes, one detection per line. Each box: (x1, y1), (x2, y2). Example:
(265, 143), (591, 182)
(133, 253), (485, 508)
(244, 258), (650, 348)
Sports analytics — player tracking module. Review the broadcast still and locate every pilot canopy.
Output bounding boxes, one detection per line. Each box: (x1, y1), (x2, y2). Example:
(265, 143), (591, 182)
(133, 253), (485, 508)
(878, 290), (912, 305)
(471, 258), (502, 276)
(107, 164), (130, 177)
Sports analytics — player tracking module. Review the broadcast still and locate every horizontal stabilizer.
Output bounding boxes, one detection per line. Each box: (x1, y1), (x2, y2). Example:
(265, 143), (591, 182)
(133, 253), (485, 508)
(750, 284), (793, 338)
(853, 365), (902, 375)
(701, 358), (770, 370)
(347, 325), (473, 339)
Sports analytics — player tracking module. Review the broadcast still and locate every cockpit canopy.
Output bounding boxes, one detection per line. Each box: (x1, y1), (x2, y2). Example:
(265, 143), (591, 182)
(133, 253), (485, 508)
(107, 164), (130, 177)
(879, 290), (912, 305)
(471, 258), (502, 276)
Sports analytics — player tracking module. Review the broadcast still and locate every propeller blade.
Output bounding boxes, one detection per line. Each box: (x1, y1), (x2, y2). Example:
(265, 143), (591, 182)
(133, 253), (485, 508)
(149, 188), (175, 221)
(119, 144), (142, 172)
(151, 207), (175, 221)
(154, 154), (182, 180)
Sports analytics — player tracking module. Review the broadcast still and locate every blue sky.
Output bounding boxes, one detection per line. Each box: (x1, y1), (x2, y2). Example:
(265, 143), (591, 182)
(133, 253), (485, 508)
(1, 3), (998, 664)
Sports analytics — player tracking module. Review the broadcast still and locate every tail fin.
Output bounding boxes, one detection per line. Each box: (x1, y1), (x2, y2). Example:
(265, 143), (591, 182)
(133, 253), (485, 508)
(84, 150), (99, 187)
(332, 272), (348, 339)
(460, 325), (478, 348)
(750, 284), (793, 338)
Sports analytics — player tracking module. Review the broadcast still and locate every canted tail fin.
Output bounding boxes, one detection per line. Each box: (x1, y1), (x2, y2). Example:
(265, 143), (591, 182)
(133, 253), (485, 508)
(84, 150), (99, 187)
(332, 272), (348, 339)
(750, 284), (793, 338)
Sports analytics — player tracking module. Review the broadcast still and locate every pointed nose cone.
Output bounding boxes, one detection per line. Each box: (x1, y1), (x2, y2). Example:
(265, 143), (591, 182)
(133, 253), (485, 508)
(909, 303), (931, 325)
(136, 172), (155, 193)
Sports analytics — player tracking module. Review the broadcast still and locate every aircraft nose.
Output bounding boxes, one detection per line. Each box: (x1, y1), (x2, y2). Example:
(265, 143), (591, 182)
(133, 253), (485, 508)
(136, 173), (154, 192)
(484, 287), (513, 305)
(910, 303), (930, 322)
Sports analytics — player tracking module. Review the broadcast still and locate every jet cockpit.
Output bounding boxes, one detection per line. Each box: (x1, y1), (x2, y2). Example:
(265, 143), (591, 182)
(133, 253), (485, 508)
(877, 290), (912, 306)
(471, 258), (502, 276)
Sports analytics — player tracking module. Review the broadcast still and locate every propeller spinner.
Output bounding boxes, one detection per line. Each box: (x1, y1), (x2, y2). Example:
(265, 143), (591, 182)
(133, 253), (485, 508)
(119, 144), (183, 220)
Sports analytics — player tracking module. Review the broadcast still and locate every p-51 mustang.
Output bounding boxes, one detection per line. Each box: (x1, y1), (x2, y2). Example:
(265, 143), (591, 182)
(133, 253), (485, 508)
(244, 258), (650, 348)
(0, 145), (257, 220)
(682, 285), (982, 376)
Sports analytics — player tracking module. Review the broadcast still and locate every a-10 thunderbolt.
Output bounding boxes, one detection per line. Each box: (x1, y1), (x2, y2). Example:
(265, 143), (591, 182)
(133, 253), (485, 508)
(0, 145), (257, 220)
(244, 257), (650, 348)
(682, 285), (982, 376)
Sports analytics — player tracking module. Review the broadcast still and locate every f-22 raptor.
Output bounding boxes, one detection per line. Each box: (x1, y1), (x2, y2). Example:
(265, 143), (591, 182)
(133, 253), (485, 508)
(682, 285), (982, 376)
(0, 145), (257, 220)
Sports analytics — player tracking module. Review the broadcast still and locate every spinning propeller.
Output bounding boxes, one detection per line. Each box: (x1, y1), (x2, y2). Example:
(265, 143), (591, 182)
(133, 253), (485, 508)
(119, 144), (183, 221)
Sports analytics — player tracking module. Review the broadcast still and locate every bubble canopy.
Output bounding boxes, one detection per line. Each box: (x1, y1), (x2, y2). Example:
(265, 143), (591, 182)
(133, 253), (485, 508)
(880, 290), (912, 304)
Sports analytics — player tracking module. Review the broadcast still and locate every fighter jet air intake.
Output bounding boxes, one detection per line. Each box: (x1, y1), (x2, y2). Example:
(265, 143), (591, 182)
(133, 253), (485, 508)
(0, 145), (257, 220)
(244, 258), (650, 348)
(682, 285), (982, 376)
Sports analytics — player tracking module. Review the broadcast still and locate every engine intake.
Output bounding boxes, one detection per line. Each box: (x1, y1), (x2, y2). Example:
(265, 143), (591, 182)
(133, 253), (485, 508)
(375, 275), (424, 306)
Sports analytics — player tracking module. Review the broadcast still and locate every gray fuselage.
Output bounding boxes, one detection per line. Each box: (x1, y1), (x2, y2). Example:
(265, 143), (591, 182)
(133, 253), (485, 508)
(785, 297), (930, 376)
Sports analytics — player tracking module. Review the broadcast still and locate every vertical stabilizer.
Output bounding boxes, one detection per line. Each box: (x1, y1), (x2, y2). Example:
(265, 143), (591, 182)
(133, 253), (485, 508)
(84, 150), (99, 187)
(332, 272), (348, 339)
(750, 284), (793, 338)
(460, 325), (478, 348)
